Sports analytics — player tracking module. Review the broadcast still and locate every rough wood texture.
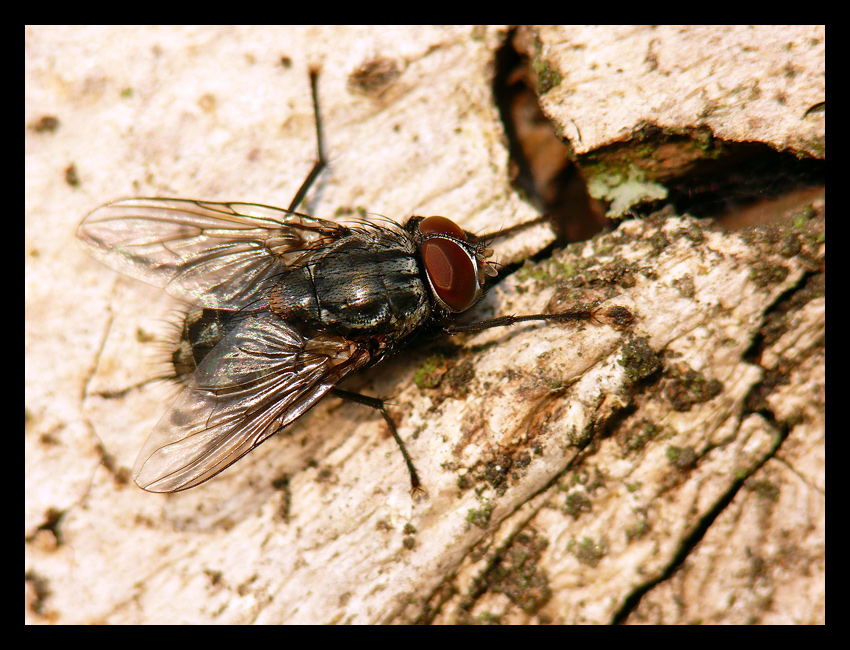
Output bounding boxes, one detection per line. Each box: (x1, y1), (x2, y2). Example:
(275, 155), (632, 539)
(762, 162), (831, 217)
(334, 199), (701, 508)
(26, 26), (824, 624)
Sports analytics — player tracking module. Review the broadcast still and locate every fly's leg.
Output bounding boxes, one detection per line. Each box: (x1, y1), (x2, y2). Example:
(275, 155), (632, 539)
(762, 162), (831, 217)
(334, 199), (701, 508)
(331, 387), (424, 497)
(444, 306), (596, 334)
(472, 214), (552, 242)
(444, 304), (633, 335)
(287, 68), (329, 213)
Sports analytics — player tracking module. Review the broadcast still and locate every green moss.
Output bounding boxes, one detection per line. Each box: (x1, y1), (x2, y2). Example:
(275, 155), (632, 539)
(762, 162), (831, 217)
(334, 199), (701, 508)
(569, 537), (608, 568)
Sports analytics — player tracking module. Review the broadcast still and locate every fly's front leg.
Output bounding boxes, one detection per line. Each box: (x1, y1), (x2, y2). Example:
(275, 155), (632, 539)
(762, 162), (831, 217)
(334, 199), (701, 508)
(331, 387), (424, 497)
(472, 214), (553, 242)
(443, 304), (633, 335)
(444, 306), (598, 335)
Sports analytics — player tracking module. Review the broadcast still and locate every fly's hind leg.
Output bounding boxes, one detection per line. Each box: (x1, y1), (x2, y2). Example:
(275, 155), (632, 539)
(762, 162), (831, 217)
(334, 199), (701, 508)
(331, 387), (424, 497)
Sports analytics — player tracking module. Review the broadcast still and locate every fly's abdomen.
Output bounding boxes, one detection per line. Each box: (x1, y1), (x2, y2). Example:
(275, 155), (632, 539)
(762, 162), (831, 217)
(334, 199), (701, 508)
(170, 307), (258, 382)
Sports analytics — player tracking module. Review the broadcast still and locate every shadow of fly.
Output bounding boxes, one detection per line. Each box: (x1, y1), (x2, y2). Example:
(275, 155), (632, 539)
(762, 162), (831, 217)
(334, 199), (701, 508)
(78, 69), (611, 496)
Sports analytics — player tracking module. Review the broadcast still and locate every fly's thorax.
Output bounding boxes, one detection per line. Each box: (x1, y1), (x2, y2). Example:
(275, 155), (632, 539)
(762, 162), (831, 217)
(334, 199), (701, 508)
(269, 225), (431, 340)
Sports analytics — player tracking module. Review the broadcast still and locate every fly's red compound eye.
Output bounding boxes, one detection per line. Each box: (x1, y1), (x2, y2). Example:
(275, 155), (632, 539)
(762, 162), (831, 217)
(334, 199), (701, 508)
(419, 216), (478, 312)
(418, 215), (467, 240)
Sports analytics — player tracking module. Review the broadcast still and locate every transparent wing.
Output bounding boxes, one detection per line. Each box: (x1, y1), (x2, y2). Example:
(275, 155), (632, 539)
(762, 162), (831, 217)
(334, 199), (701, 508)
(78, 198), (348, 309)
(132, 311), (371, 492)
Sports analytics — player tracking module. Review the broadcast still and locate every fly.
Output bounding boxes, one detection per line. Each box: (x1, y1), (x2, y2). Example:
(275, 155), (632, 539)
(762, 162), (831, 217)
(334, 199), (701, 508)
(78, 69), (619, 496)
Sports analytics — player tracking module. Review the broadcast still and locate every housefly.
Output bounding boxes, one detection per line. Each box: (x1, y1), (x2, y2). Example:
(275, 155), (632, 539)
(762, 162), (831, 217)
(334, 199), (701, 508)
(78, 70), (608, 495)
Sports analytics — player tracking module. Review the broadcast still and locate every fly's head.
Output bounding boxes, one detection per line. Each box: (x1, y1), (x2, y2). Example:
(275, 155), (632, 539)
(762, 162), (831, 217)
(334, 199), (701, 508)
(407, 215), (499, 320)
